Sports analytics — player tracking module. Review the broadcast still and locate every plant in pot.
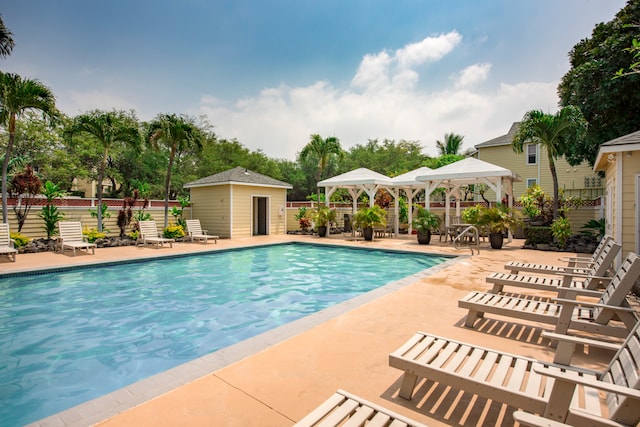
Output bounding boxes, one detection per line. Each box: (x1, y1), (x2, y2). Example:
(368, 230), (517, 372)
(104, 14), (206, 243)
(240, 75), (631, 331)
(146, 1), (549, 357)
(352, 205), (387, 241)
(411, 207), (441, 244)
(476, 203), (521, 249)
(306, 205), (336, 237)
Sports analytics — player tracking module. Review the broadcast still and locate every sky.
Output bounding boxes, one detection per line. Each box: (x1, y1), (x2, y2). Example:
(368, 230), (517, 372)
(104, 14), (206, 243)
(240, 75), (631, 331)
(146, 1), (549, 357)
(1, 0), (628, 160)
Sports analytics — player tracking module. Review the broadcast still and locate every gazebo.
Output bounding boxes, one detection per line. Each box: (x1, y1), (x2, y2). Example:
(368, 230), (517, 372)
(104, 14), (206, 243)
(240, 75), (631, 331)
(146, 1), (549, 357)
(416, 158), (521, 227)
(317, 167), (394, 213)
(391, 167), (433, 234)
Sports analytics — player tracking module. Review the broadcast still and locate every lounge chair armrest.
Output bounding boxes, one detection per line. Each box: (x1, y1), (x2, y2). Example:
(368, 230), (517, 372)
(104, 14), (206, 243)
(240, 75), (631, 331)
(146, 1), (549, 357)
(533, 365), (640, 399)
(542, 331), (622, 352)
(559, 256), (594, 264)
(9, 238), (15, 248)
(551, 298), (636, 312)
(556, 272), (611, 282)
(513, 410), (627, 427)
(202, 229), (208, 233)
(513, 411), (570, 427)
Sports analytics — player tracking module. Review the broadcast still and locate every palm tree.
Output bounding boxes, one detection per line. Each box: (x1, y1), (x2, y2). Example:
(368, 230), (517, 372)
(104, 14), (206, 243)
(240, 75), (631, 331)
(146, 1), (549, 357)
(65, 110), (141, 232)
(435, 133), (465, 155)
(300, 134), (342, 183)
(512, 106), (588, 220)
(0, 14), (15, 58)
(146, 113), (203, 228)
(0, 72), (57, 222)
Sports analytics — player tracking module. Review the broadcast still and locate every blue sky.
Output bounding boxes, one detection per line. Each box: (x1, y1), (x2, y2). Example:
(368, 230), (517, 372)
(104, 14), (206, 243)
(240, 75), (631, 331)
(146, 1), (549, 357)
(2, 1), (627, 160)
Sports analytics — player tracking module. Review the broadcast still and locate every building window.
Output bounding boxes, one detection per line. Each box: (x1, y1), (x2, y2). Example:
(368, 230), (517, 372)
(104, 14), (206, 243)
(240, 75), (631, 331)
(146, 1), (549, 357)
(526, 144), (537, 165)
(526, 178), (537, 188)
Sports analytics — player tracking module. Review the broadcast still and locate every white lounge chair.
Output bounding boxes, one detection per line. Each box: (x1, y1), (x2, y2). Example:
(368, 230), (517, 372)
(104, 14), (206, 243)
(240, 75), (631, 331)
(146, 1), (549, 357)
(57, 221), (96, 256)
(137, 221), (175, 248)
(504, 235), (617, 276)
(459, 252), (640, 338)
(487, 239), (621, 295)
(389, 322), (640, 426)
(0, 223), (17, 262)
(293, 389), (428, 427)
(185, 219), (218, 244)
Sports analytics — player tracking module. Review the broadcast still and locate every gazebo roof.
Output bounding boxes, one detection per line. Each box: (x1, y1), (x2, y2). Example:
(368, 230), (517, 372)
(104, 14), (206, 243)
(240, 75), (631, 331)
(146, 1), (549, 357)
(416, 157), (520, 184)
(391, 167), (433, 187)
(317, 168), (393, 187)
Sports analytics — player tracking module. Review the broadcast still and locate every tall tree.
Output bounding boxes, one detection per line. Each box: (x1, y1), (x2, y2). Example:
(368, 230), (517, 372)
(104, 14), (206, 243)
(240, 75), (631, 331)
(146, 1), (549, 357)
(65, 110), (140, 232)
(558, 0), (640, 165)
(512, 106), (588, 220)
(0, 14), (15, 58)
(146, 113), (204, 228)
(299, 134), (342, 183)
(435, 133), (466, 156)
(0, 72), (57, 222)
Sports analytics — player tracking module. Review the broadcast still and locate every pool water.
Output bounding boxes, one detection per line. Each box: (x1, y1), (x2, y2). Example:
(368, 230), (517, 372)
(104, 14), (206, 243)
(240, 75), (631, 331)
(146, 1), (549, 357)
(0, 243), (449, 426)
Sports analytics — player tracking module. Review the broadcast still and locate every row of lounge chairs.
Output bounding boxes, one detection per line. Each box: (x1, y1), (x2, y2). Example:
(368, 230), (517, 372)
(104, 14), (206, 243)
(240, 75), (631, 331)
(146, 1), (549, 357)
(0, 219), (219, 260)
(297, 234), (640, 426)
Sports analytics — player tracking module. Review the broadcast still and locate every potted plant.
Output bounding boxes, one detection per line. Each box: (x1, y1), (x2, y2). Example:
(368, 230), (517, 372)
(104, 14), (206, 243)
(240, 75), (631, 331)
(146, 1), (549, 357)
(411, 207), (441, 244)
(352, 205), (387, 241)
(476, 203), (521, 249)
(306, 205), (336, 237)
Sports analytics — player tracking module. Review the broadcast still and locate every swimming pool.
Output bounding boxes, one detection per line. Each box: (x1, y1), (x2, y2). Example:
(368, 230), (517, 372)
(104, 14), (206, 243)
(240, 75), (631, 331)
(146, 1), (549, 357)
(0, 243), (451, 426)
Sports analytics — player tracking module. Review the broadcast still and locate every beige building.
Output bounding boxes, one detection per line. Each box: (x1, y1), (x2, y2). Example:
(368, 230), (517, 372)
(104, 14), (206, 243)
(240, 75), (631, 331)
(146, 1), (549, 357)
(184, 167), (292, 238)
(594, 130), (640, 257)
(474, 123), (603, 200)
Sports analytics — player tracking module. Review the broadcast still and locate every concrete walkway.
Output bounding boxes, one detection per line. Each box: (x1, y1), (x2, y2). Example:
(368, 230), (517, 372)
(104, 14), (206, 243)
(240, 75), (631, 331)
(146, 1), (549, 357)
(10, 234), (616, 427)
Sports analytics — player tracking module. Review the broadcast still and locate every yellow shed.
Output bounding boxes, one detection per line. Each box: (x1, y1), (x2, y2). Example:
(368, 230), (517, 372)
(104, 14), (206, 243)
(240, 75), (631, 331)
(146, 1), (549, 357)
(593, 130), (640, 258)
(184, 167), (292, 238)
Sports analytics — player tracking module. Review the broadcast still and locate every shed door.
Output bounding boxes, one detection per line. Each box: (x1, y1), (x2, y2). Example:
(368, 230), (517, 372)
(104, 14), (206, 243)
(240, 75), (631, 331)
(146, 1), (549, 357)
(253, 197), (268, 236)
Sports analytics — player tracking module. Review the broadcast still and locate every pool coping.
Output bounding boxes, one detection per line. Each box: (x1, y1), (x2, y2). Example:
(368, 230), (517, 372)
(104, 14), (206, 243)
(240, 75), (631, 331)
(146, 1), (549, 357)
(23, 242), (465, 427)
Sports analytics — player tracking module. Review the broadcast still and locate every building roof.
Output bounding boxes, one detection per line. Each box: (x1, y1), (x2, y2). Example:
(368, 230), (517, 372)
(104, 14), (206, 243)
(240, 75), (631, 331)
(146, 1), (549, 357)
(184, 166), (292, 189)
(593, 129), (640, 171)
(474, 122), (520, 149)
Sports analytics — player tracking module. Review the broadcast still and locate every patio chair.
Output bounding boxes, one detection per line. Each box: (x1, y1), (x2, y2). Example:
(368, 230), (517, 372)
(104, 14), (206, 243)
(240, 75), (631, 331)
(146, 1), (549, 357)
(389, 321), (640, 426)
(57, 221), (96, 256)
(487, 239), (621, 295)
(185, 219), (218, 244)
(293, 389), (427, 427)
(137, 220), (175, 248)
(0, 223), (17, 262)
(504, 235), (617, 275)
(458, 252), (640, 338)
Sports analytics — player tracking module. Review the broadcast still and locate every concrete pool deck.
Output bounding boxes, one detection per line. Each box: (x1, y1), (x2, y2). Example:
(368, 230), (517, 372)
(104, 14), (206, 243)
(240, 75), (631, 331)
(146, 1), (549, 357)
(7, 234), (624, 427)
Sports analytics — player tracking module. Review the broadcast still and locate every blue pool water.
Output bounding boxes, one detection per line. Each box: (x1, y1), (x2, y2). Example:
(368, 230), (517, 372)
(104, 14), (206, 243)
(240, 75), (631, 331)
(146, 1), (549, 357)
(0, 243), (449, 426)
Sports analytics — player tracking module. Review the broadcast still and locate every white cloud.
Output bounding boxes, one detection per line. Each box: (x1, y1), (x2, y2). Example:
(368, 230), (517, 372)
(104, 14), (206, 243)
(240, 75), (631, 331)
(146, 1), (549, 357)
(454, 63), (492, 89)
(395, 31), (462, 69)
(197, 33), (560, 160)
(62, 89), (138, 115)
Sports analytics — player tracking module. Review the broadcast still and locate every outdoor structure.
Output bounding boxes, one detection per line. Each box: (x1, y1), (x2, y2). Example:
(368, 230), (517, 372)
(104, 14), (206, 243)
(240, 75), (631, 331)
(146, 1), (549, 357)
(594, 130), (640, 258)
(475, 122), (603, 200)
(416, 158), (521, 227)
(317, 167), (434, 235)
(184, 167), (292, 238)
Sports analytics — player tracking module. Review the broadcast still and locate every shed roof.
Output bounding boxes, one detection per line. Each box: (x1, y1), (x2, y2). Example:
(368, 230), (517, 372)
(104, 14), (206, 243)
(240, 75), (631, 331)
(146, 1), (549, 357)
(593, 129), (640, 171)
(184, 166), (292, 189)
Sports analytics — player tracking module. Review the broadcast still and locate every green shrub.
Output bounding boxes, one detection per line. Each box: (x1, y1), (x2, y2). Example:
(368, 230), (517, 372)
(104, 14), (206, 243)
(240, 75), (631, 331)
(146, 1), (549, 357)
(523, 226), (553, 245)
(82, 228), (106, 243)
(129, 230), (140, 240)
(461, 205), (482, 224)
(551, 217), (572, 249)
(10, 232), (30, 248)
(163, 224), (185, 238)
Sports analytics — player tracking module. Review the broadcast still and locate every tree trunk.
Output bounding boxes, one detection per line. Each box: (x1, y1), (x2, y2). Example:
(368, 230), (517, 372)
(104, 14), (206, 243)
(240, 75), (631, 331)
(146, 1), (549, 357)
(164, 149), (175, 229)
(96, 146), (109, 232)
(548, 152), (559, 220)
(1, 115), (16, 223)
